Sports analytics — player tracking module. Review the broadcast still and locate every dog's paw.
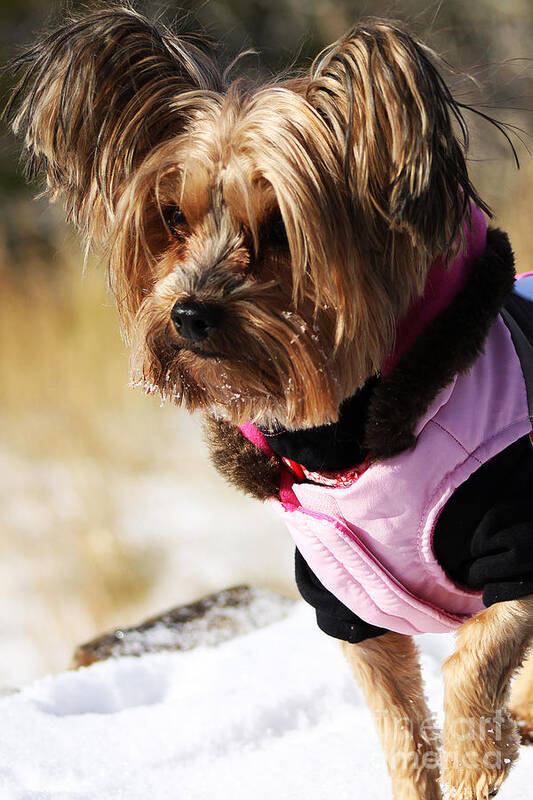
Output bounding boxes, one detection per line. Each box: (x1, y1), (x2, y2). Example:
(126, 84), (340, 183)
(441, 711), (520, 799)
(441, 770), (506, 800)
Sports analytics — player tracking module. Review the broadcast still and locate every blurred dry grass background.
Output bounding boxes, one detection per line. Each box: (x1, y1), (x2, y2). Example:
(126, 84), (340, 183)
(1, 0), (533, 685)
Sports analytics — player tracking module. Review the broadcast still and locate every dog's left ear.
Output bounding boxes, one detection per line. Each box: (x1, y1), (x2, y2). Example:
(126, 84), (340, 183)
(306, 20), (487, 255)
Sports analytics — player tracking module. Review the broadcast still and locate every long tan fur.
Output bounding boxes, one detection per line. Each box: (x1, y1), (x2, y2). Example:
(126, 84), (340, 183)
(510, 647), (533, 744)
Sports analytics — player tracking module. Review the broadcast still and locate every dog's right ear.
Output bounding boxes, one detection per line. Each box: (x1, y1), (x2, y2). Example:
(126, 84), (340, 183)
(306, 20), (488, 258)
(4, 6), (222, 244)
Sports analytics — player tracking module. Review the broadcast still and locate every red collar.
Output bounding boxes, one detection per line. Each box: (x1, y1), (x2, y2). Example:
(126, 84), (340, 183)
(281, 454), (371, 487)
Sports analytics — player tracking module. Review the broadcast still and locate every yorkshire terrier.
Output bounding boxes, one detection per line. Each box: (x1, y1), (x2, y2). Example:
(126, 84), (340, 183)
(6, 7), (533, 799)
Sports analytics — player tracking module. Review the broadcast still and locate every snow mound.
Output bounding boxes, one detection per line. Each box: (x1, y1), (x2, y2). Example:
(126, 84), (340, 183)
(0, 603), (531, 799)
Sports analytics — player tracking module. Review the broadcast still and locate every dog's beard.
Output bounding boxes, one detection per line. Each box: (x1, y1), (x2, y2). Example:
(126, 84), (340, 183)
(130, 276), (350, 430)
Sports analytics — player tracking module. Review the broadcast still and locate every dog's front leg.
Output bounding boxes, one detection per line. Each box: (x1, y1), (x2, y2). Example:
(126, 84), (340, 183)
(509, 641), (533, 743)
(442, 596), (533, 799)
(341, 633), (441, 800)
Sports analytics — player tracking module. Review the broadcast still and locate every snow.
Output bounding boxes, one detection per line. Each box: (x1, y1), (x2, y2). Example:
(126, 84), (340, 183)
(1, 603), (532, 799)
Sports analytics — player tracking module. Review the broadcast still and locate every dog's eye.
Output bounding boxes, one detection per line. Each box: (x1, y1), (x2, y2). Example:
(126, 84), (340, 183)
(264, 212), (288, 248)
(163, 206), (188, 241)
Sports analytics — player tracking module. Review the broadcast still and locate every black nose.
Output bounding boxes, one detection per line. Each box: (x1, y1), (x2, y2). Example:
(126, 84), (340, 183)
(170, 300), (220, 342)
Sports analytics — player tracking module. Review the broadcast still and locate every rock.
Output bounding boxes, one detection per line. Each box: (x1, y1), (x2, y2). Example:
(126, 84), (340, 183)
(72, 585), (296, 667)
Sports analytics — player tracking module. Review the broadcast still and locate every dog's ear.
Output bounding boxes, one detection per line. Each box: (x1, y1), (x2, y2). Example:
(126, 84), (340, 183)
(4, 6), (222, 244)
(306, 20), (488, 255)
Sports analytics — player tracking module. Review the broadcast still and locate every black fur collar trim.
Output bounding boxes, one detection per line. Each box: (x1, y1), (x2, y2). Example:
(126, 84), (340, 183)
(364, 227), (516, 459)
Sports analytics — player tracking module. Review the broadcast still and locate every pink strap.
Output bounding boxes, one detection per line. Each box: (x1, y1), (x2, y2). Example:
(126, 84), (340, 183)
(239, 421), (275, 457)
(239, 421), (301, 508)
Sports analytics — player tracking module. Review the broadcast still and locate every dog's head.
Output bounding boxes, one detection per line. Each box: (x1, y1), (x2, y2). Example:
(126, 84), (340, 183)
(5, 7), (487, 429)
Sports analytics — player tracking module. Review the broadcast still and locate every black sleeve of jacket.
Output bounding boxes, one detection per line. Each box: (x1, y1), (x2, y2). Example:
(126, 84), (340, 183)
(294, 548), (389, 643)
(434, 434), (533, 606)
